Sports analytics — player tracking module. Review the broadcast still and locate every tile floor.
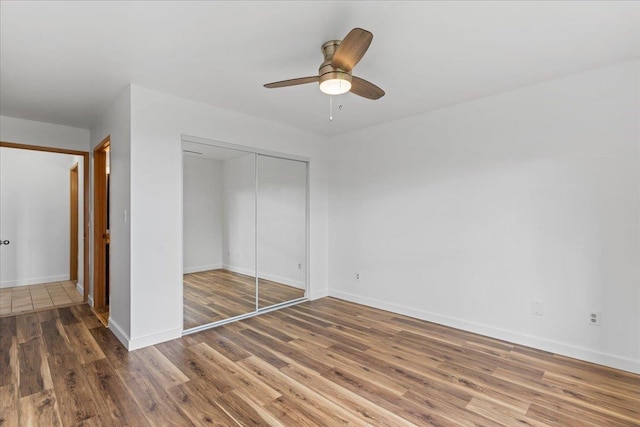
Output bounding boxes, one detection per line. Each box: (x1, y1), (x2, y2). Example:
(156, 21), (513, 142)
(0, 280), (84, 316)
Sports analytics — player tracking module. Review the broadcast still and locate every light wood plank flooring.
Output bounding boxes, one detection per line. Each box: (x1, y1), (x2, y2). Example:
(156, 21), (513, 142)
(1, 299), (639, 426)
(0, 281), (83, 317)
(184, 269), (305, 329)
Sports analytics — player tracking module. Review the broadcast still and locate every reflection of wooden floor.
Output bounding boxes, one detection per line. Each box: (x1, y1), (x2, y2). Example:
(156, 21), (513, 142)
(183, 269), (305, 329)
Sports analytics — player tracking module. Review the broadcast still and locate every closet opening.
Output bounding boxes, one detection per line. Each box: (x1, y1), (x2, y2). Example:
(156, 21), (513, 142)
(181, 135), (309, 334)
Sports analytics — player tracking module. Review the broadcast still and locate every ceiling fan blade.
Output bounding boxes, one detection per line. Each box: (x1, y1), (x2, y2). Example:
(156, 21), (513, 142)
(331, 28), (373, 72)
(350, 76), (385, 100)
(264, 76), (319, 89)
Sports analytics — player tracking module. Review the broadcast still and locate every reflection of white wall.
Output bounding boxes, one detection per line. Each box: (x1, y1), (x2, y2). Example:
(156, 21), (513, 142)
(257, 156), (306, 288)
(219, 153), (307, 288)
(0, 148), (82, 287)
(183, 155), (222, 273)
(221, 153), (256, 275)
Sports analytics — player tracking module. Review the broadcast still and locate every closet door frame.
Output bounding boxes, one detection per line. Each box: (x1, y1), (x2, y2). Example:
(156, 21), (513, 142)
(181, 134), (310, 335)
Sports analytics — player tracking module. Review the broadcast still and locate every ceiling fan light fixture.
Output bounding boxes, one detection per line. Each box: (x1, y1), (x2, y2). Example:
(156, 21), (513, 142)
(319, 72), (352, 95)
(319, 76), (351, 95)
(264, 28), (384, 100)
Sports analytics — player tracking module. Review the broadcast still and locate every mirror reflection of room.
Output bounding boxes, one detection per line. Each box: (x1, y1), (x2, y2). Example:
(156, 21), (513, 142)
(257, 155), (306, 309)
(183, 146), (256, 329)
(182, 142), (308, 331)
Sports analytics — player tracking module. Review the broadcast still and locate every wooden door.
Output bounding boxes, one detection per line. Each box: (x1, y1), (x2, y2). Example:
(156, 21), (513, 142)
(93, 136), (110, 308)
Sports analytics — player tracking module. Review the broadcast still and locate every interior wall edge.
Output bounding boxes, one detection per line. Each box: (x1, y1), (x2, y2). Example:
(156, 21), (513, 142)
(329, 289), (640, 375)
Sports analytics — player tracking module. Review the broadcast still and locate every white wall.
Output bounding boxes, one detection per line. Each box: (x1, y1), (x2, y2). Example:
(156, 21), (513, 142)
(221, 153), (256, 275)
(1, 116), (90, 152)
(183, 155), (223, 273)
(0, 148), (77, 287)
(90, 86), (131, 344)
(129, 84), (329, 349)
(328, 60), (640, 373)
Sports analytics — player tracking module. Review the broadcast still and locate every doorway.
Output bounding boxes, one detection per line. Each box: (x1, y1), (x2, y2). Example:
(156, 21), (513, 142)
(0, 141), (89, 312)
(93, 136), (110, 325)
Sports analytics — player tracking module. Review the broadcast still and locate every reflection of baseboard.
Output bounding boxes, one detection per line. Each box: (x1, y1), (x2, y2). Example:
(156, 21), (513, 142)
(259, 272), (305, 289)
(221, 264), (254, 277)
(0, 274), (70, 288)
(184, 263), (222, 274)
(222, 264), (305, 289)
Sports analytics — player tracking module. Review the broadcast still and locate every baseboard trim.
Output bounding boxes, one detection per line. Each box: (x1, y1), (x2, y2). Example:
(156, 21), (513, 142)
(1, 274), (70, 288)
(108, 317), (130, 349)
(183, 263), (222, 274)
(128, 327), (182, 351)
(329, 290), (640, 374)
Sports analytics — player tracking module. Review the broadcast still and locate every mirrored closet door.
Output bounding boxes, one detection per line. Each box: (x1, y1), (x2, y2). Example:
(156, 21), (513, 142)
(257, 155), (307, 309)
(182, 137), (308, 333)
(182, 144), (257, 330)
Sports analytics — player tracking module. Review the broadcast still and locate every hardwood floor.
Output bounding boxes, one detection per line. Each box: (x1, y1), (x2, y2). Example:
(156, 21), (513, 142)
(1, 298), (639, 426)
(92, 306), (109, 327)
(184, 269), (305, 329)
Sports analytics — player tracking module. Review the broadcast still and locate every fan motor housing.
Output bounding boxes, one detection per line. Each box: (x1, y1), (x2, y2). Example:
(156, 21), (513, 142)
(319, 40), (352, 87)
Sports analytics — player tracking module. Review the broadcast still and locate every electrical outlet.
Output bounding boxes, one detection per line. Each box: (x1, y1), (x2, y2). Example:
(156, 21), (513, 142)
(589, 312), (601, 326)
(531, 301), (544, 316)
(297, 263), (302, 270)
(356, 273), (360, 280)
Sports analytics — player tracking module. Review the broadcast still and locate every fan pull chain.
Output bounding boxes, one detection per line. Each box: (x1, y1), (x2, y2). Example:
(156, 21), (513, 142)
(329, 95), (344, 122)
(329, 96), (333, 121)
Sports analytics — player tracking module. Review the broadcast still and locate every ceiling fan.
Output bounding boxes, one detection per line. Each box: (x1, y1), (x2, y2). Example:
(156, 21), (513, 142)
(264, 28), (385, 100)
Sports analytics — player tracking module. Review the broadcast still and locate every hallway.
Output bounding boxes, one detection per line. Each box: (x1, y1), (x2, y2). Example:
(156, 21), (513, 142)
(0, 281), (83, 316)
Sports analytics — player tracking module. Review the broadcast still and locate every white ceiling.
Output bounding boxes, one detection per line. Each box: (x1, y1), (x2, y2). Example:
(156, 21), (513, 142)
(1, 1), (638, 136)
